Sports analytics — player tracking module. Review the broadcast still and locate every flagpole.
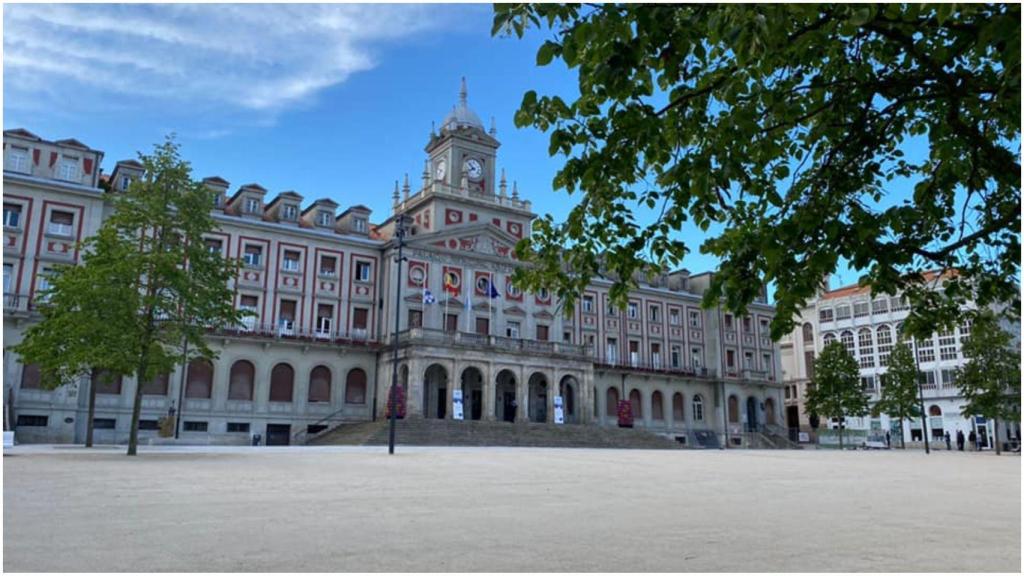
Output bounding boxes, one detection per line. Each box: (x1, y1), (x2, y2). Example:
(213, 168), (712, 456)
(489, 272), (494, 336)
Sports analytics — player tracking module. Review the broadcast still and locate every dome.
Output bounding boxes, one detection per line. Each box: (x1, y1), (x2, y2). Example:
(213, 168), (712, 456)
(441, 77), (484, 130)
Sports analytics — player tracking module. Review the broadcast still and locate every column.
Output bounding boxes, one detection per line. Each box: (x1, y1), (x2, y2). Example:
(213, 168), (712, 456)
(515, 366), (528, 423)
(407, 358), (423, 418)
(484, 363), (495, 422)
(642, 388), (653, 428)
(547, 372), (556, 424)
(446, 361), (457, 420)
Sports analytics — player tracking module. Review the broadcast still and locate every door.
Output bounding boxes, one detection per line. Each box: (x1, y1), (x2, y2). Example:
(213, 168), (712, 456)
(266, 424), (291, 446)
(746, 398), (758, 432)
(436, 387), (447, 419)
(471, 389), (483, 420)
(503, 392), (515, 422)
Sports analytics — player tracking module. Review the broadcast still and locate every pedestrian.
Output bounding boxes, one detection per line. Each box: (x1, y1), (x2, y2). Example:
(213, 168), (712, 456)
(885, 431), (891, 449)
(956, 430), (965, 451)
(944, 431), (951, 450)
(968, 430), (977, 451)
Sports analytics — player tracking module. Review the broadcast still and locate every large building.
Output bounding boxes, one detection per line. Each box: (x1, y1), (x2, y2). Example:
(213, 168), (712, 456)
(779, 274), (1020, 449)
(3, 82), (785, 447)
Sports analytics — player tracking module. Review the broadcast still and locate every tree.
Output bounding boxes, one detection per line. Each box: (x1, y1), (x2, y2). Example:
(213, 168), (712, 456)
(11, 137), (243, 456)
(804, 341), (869, 448)
(956, 310), (1021, 455)
(492, 4), (1020, 338)
(872, 341), (921, 449)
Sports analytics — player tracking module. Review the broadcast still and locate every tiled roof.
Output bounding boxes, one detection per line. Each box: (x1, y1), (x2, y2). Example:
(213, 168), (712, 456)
(821, 270), (955, 300)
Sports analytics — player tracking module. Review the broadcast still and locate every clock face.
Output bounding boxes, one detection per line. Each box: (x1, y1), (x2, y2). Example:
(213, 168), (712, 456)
(464, 158), (483, 181)
(435, 160), (447, 181)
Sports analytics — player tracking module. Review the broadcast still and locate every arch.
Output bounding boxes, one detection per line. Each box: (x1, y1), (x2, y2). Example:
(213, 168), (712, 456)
(629, 388), (643, 420)
(269, 363), (294, 402)
(423, 364), (448, 419)
(692, 394), (705, 422)
(727, 395), (740, 423)
(461, 366), (484, 420)
(764, 397), (776, 425)
(345, 368), (367, 405)
(928, 405), (942, 417)
(840, 330), (855, 354)
(185, 359), (213, 399)
(823, 332), (836, 346)
(651, 390), (664, 421)
(606, 387), (620, 418)
(308, 365), (331, 403)
(558, 375), (578, 423)
(495, 369), (517, 422)
(228, 360), (255, 401)
(746, 396), (759, 431)
(528, 372), (548, 423)
(802, 322), (814, 342)
(672, 392), (684, 422)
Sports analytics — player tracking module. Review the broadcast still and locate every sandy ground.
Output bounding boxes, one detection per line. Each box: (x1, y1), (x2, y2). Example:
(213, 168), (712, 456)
(2, 445), (1020, 572)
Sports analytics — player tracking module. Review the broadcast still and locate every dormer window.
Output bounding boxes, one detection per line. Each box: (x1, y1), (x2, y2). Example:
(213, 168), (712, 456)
(7, 147), (29, 173)
(212, 193), (223, 208)
(58, 156), (79, 181)
(282, 205), (298, 221)
(245, 198), (261, 214)
(353, 217), (367, 233)
(282, 250), (301, 272)
(120, 175), (131, 191)
(317, 211), (332, 227)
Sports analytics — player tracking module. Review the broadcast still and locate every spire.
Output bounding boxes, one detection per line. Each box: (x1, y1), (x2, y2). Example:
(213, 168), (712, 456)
(392, 180), (400, 208)
(459, 76), (468, 105)
(402, 173), (411, 201)
(430, 121), (436, 138)
(511, 180), (519, 200)
(499, 168), (507, 197)
(421, 159), (430, 189)
(489, 116), (497, 136)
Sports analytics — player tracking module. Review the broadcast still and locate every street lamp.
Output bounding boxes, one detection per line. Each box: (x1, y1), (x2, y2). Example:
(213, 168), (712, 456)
(388, 213), (411, 455)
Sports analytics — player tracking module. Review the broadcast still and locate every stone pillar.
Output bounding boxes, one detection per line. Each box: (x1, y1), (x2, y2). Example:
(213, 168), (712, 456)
(407, 358), (423, 418)
(594, 378), (604, 426)
(665, 387), (675, 431)
(516, 365), (528, 423)
(642, 388), (653, 428)
(446, 361), (457, 420)
(484, 363), (496, 421)
(547, 372), (556, 424)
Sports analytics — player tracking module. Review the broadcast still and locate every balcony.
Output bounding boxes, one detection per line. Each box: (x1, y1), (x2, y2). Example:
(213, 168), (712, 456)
(397, 328), (588, 358)
(592, 353), (716, 379)
(741, 368), (773, 382)
(4, 293), (31, 315)
(212, 322), (379, 347)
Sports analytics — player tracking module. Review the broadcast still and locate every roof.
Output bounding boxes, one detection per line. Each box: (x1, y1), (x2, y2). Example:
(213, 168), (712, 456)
(337, 204), (372, 218)
(441, 78), (484, 131)
(821, 269), (956, 300)
(3, 128), (41, 141)
(202, 175), (230, 185)
(228, 183), (268, 203)
(54, 138), (92, 150)
(265, 191), (304, 209)
(300, 197), (339, 215)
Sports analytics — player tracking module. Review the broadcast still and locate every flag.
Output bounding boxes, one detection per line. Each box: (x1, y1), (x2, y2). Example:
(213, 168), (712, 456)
(487, 278), (500, 299)
(422, 288), (436, 305)
(443, 271), (459, 295)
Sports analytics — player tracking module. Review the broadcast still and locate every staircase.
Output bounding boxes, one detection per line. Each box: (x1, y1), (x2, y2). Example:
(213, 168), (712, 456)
(310, 418), (685, 450)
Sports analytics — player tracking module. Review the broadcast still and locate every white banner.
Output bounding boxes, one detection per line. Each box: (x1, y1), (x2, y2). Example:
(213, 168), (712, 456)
(452, 389), (464, 421)
(553, 395), (564, 425)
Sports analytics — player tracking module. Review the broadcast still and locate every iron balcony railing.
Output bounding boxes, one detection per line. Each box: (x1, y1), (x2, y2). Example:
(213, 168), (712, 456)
(397, 327), (590, 358)
(591, 353), (717, 379)
(213, 322), (378, 346)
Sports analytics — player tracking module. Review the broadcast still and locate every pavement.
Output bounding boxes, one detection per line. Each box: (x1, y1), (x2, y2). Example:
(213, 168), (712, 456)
(3, 445), (1020, 572)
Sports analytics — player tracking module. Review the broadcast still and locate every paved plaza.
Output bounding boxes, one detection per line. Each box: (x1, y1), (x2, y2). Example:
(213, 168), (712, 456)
(3, 445), (1020, 572)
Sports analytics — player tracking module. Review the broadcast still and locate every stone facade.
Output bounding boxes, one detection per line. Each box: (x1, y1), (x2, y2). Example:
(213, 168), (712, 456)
(3, 84), (784, 447)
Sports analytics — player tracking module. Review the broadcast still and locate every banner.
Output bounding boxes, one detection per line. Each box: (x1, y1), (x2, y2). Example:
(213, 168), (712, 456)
(452, 389), (464, 420)
(553, 395), (564, 425)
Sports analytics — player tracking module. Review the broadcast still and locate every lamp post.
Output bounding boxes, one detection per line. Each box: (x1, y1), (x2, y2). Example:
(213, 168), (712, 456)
(388, 214), (410, 455)
(911, 336), (930, 454)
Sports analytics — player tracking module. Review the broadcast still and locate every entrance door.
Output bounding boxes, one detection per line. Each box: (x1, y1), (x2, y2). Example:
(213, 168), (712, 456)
(471, 389), (482, 420)
(786, 406), (800, 441)
(436, 387), (447, 419)
(266, 424), (291, 446)
(746, 397), (758, 432)
(502, 392), (515, 422)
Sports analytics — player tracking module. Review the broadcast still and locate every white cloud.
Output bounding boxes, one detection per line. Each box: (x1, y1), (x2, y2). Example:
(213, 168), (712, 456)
(3, 3), (456, 119)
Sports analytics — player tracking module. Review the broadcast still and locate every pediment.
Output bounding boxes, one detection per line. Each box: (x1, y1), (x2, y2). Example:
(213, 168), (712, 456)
(532, 310), (554, 320)
(409, 222), (518, 258)
(503, 305), (527, 317)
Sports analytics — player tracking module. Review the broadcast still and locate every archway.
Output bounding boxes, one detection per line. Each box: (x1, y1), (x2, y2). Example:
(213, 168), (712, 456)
(672, 392), (684, 424)
(461, 367), (484, 421)
(528, 372), (548, 423)
(764, 397), (776, 426)
(558, 375), (578, 424)
(606, 387), (620, 418)
(746, 396), (759, 431)
(629, 389), (643, 420)
(423, 364), (448, 419)
(727, 395), (740, 424)
(651, 390), (664, 421)
(495, 369), (517, 422)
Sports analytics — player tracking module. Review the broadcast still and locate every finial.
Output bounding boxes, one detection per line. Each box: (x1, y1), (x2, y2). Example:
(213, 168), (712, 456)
(402, 173), (411, 200)
(499, 168), (507, 197)
(459, 76), (468, 105)
(422, 159), (430, 187)
(489, 116), (497, 136)
(511, 180), (519, 200)
(431, 121), (436, 137)
(392, 180), (400, 206)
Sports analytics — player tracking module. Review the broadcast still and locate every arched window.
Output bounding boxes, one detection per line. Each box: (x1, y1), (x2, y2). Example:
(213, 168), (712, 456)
(823, 332), (836, 346)
(345, 368), (367, 404)
(858, 329), (875, 368)
(21, 364), (42, 390)
(876, 325), (893, 366)
(308, 365), (332, 403)
(228, 360), (255, 401)
(269, 363), (294, 402)
(692, 395), (704, 422)
(728, 395), (740, 423)
(802, 322), (814, 342)
(672, 392), (684, 422)
(606, 387), (619, 417)
(840, 331), (855, 355)
(929, 405), (943, 417)
(629, 389), (642, 419)
(651, 391), (664, 420)
(185, 359), (213, 399)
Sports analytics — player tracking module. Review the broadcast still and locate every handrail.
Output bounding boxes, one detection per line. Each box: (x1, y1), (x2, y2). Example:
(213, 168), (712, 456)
(290, 405), (352, 444)
(210, 323), (379, 346)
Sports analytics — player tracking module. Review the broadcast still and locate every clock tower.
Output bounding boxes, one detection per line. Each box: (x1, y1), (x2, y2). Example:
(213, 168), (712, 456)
(425, 78), (499, 196)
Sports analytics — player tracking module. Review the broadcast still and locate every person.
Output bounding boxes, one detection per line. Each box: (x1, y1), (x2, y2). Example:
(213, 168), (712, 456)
(944, 431), (951, 450)
(968, 430), (977, 451)
(956, 430), (965, 451)
(885, 431), (891, 449)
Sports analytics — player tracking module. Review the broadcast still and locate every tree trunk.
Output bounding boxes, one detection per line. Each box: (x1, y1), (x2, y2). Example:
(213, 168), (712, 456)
(900, 417), (906, 449)
(994, 416), (1001, 455)
(127, 348), (150, 457)
(85, 378), (97, 447)
(838, 417), (844, 449)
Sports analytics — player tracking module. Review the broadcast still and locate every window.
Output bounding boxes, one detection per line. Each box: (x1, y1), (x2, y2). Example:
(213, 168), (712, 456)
(759, 318), (769, 336)
(606, 338), (618, 364)
(563, 331), (572, 343)
(317, 211), (333, 227)
(445, 313), (459, 332)
(353, 217), (367, 233)
(282, 204), (298, 221)
(876, 325), (893, 366)
(627, 302), (638, 319)
(92, 369), (122, 395)
(958, 319), (972, 341)
(282, 250), (301, 272)
(278, 300), (296, 335)
(7, 147), (28, 172)
(938, 330), (957, 361)
(240, 295), (259, 316)
(269, 363), (295, 402)
(726, 349), (736, 368)
(352, 307), (369, 331)
(20, 364), (42, 390)
(186, 359), (213, 399)
(858, 328), (875, 368)
(872, 298), (888, 314)
(744, 351), (754, 369)
(121, 175), (132, 192)
(538, 287), (550, 301)
(48, 210), (74, 236)
(853, 301), (869, 318)
(227, 422), (250, 433)
(316, 304), (334, 335)
(58, 156), (79, 181)
(245, 198), (261, 213)
(890, 296), (909, 312)
(319, 256), (337, 277)
(476, 317), (490, 335)
(918, 371), (937, 390)
(916, 334), (936, 363)
(506, 321), (520, 338)
(691, 347), (702, 369)
(743, 316), (753, 332)
(823, 332), (836, 346)
(4, 203), (22, 228)
(582, 295), (594, 313)
(355, 261), (371, 282)
(139, 420), (159, 431)
(940, 368), (957, 388)
(651, 343), (662, 369)
(141, 373), (169, 396)
(836, 305), (851, 320)
(804, 351), (816, 378)
(840, 331), (855, 355)
(16, 414), (48, 427)
(309, 366), (332, 403)
(861, 376), (876, 392)
(204, 238), (223, 255)
(508, 283), (521, 298)
(724, 314), (734, 329)
(762, 353), (772, 372)
(671, 346), (681, 369)
(536, 324), (549, 341)
(183, 421), (208, 432)
(629, 341), (640, 366)
(345, 368), (367, 404)
(819, 308), (834, 323)
(692, 395), (704, 422)
(669, 309), (681, 325)
(802, 323), (814, 342)
(243, 245), (262, 267)
(408, 309), (423, 329)
(93, 418), (116, 430)
(648, 305), (660, 322)
(3, 264), (12, 294)
(228, 360), (255, 401)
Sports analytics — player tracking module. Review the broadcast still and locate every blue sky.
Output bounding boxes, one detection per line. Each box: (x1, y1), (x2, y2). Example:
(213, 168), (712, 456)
(4, 3), (879, 287)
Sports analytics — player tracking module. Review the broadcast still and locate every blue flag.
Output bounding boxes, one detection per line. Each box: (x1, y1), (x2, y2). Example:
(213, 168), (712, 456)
(422, 288), (436, 305)
(488, 278), (500, 299)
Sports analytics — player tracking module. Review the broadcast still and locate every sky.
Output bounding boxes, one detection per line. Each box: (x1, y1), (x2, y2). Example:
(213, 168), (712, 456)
(4, 3), (877, 288)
